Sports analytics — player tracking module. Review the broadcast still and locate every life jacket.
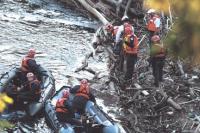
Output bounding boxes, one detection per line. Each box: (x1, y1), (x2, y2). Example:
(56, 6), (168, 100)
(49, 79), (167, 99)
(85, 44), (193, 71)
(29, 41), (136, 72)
(76, 85), (90, 99)
(56, 98), (68, 113)
(122, 23), (138, 54)
(147, 15), (160, 32)
(21, 56), (35, 72)
(150, 43), (165, 57)
(28, 79), (41, 95)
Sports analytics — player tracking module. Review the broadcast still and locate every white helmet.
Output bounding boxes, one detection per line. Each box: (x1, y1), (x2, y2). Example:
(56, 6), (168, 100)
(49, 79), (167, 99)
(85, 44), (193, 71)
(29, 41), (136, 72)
(147, 9), (156, 14)
(26, 72), (34, 78)
(121, 16), (129, 22)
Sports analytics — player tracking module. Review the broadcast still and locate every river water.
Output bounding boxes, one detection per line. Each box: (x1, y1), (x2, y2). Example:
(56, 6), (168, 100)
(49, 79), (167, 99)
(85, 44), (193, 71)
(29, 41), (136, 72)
(0, 0), (118, 132)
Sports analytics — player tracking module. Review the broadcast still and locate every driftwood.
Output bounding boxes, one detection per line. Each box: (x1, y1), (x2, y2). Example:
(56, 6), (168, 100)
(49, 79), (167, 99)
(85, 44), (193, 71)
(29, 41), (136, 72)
(177, 59), (185, 76)
(61, 0), (143, 23)
(155, 86), (182, 110)
(77, 0), (109, 25)
(124, 0), (132, 16)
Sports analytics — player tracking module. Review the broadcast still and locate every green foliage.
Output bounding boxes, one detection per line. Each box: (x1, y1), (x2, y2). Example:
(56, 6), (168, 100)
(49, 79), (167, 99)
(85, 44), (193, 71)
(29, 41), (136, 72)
(0, 120), (14, 131)
(145, 0), (200, 64)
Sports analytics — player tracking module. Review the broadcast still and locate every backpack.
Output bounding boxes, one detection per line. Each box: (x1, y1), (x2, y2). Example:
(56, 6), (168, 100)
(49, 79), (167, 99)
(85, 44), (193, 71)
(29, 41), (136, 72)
(123, 23), (134, 48)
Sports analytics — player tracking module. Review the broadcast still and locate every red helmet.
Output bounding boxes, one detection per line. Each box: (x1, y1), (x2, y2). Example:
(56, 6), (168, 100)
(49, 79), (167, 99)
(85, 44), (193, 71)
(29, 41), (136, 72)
(105, 24), (114, 32)
(62, 90), (69, 98)
(28, 48), (36, 58)
(151, 35), (160, 42)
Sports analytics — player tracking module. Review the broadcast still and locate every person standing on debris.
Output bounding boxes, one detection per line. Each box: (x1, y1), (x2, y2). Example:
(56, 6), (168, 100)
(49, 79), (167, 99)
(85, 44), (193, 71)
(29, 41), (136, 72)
(71, 79), (96, 115)
(150, 35), (166, 87)
(146, 9), (161, 44)
(115, 16), (139, 81)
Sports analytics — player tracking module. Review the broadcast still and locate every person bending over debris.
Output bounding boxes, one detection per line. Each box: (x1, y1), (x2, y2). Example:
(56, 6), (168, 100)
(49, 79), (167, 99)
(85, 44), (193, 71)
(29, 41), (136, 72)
(115, 16), (139, 81)
(56, 89), (81, 125)
(105, 23), (119, 43)
(71, 79), (96, 115)
(150, 35), (166, 87)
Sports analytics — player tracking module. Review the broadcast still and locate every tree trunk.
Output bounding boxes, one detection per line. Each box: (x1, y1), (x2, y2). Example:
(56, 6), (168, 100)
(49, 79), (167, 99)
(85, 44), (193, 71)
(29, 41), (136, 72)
(77, 0), (109, 25)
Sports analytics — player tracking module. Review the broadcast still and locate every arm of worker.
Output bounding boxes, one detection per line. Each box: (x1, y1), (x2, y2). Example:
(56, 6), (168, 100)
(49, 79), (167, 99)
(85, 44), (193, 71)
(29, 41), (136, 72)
(30, 82), (40, 95)
(154, 18), (161, 32)
(70, 85), (80, 94)
(115, 25), (124, 44)
(20, 82), (40, 96)
(89, 92), (96, 104)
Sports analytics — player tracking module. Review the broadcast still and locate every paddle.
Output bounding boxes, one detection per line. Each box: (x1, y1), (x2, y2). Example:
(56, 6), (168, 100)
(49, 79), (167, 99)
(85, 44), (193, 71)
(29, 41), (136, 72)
(28, 102), (43, 116)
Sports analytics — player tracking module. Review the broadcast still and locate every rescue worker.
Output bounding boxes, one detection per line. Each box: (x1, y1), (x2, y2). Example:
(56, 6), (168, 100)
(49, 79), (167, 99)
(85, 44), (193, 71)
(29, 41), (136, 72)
(105, 23), (119, 43)
(20, 48), (40, 82)
(150, 35), (166, 87)
(56, 89), (81, 125)
(71, 79), (96, 115)
(115, 16), (139, 81)
(17, 72), (41, 102)
(146, 9), (161, 43)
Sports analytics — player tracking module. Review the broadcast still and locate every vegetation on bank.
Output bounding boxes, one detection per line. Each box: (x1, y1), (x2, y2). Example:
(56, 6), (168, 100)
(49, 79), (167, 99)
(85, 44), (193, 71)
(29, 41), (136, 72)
(0, 93), (14, 130)
(145, 0), (200, 65)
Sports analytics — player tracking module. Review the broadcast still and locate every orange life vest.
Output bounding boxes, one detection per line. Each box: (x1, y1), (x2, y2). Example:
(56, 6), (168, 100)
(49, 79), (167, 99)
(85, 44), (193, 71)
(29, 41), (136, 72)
(29, 79), (41, 95)
(122, 23), (138, 54)
(56, 98), (68, 113)
(21, 56), (35, 72)
(147, 15), (160, 32)
(123, 35), (139, 54)
(76, 85), (90, 99)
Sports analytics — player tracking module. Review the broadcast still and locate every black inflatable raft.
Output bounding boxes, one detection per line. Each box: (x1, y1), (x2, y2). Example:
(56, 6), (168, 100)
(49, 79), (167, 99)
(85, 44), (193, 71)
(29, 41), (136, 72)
(45, 86), (127, 133)
(0, 66), (55, 116)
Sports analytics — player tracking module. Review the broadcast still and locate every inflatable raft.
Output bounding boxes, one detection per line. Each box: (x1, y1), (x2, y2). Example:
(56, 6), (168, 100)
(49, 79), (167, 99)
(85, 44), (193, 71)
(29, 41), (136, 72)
(0, 66), (55, 116)
(45, 86), (127, 133)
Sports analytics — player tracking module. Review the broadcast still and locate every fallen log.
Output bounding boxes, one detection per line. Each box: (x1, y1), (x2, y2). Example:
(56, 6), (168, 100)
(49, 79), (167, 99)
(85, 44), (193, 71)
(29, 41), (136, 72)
(155, 87), (182, 110)
(77, 0), (109, 25)
(61, 0), (143, 24)
(124, 0), (132, 16)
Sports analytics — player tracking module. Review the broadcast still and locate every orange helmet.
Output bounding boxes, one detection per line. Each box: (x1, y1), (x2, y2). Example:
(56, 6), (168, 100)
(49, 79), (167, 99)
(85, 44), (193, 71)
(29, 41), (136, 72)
(62, 90), (70, 98)
(151, 35), (160, 42)
(28, 48), (36, 58)
(26, 72), (34, 78)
